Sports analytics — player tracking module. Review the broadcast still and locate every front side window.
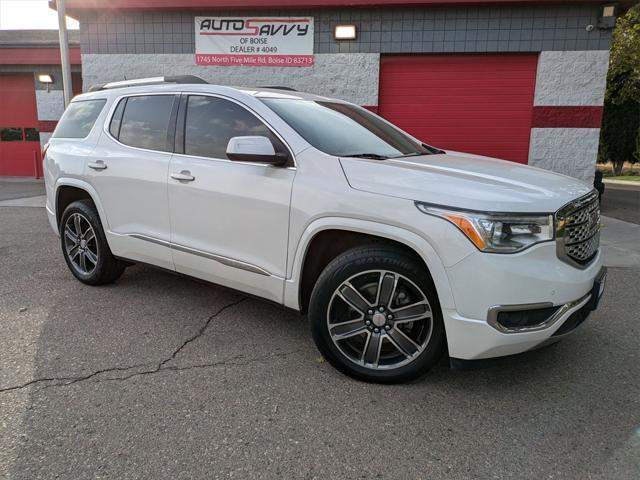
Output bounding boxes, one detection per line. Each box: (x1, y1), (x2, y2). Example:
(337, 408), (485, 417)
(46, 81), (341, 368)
(261, 98), (433, 159)
(184, 95), (287, 160)
(53, 99), (106, 139)
(117, 95), (176, 152)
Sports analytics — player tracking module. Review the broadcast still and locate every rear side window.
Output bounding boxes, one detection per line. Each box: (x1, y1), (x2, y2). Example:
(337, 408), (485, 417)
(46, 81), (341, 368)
(183, 95), (287, 160)
(53, 99), (106, 139)
(116, 95), (176, 152)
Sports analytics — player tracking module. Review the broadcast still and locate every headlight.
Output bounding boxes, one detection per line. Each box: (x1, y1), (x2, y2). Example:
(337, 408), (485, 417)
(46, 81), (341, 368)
(415, 202), (554, 253)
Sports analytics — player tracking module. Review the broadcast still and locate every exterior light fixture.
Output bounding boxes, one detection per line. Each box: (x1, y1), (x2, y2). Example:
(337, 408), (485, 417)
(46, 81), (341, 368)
(598, 4), (618, 29)
(38, 74), (54, 92)
(334, 24), (357, 41)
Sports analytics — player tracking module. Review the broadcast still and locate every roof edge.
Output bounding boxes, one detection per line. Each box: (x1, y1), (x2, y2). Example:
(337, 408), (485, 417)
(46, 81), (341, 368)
(50, 0), (625, 12)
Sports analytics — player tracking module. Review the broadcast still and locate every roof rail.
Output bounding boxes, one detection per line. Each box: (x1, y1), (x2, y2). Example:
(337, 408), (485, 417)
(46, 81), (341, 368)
(259, 86), (298, 91)
(88, 75), (209, 92)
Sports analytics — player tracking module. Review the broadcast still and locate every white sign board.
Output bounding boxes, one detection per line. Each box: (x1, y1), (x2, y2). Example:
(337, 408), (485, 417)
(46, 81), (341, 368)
(195, 16), (314, 67)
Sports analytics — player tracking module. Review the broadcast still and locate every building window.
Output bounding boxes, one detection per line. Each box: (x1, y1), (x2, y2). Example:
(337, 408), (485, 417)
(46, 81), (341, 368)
(25, 128), (40, 142)
(0, 128), (23, 141)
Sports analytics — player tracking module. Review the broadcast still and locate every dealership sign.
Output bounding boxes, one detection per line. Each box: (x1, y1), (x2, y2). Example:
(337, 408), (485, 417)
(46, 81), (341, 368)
(195, 17), (314, 67)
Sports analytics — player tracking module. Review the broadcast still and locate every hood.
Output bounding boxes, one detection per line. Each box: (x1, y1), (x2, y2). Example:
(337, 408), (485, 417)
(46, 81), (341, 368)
(339, 151), (593, 213)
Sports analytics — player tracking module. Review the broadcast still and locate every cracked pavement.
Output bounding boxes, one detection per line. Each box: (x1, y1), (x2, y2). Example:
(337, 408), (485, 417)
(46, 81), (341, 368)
(1, 205), (639, 479)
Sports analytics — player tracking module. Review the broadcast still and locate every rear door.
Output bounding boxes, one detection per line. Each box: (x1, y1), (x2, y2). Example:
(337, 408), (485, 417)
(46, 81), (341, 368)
(87, 93), (178, 269)
(167, 94), (295, 302)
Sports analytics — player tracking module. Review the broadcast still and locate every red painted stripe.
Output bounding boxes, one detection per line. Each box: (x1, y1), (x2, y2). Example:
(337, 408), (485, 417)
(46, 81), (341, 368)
(58, 0), (610, 10)
(532, 106), (603, 128)
(39, 121), (59, 133)
(0, 48), (81, 66)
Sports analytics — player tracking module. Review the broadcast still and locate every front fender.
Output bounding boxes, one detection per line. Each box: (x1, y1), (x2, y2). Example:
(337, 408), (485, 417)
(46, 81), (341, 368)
(283, 216), (456, 312)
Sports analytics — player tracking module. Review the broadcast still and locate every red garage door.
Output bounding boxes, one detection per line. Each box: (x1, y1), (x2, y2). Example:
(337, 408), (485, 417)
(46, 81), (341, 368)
(0, 74), (42, 176)
(378, 54), (538, 164)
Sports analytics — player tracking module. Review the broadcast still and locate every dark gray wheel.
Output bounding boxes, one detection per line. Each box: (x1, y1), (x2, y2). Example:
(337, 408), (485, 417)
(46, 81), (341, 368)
(309, 245), (445, 383)
(63, 212), (99, 276)
(60, 200), (126, 285)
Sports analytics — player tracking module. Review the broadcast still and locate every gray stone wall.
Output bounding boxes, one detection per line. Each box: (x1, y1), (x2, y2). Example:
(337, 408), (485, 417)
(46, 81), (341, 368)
(528, 128), (600, 183)
(81, 53), (380, 105)
(77, 4), (611, 55)
(534, 50), (610, 106)
(35, 90), (65, 121)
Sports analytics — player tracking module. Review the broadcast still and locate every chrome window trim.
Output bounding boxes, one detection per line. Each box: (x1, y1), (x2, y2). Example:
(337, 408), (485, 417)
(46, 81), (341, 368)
(102, 90), (297, 168)
(487, 292), (591, 334)
(102, 91), (181, 156)
(127, 233), (272, 277)
(555, 189), (600, 269)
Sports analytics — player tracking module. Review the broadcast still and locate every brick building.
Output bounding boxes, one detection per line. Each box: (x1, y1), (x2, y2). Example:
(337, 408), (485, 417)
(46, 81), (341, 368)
(42, 2), (633, 181)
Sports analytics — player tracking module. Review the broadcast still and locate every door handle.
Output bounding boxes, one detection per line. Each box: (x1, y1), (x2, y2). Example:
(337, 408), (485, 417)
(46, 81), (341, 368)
(171, 170), (195, 182)
(88, 160), (107, 170)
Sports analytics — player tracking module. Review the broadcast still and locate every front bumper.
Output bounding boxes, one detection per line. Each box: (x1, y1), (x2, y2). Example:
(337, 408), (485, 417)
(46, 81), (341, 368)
(442, 241), (605, 360)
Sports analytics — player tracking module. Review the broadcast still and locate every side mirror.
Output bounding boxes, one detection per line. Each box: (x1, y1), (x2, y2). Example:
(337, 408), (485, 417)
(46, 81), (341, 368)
(226, 136), (287, 165)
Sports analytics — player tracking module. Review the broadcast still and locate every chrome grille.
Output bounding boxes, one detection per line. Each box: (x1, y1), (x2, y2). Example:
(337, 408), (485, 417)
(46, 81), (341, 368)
(556, 191), (600, 267)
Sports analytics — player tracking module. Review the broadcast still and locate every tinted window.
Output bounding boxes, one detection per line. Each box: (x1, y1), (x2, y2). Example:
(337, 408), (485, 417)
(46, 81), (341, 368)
(118, 95), (175, 152)
(109, 98), (126, 139)
(261, 98), (431, 158)
(0, 128), (23, 141)
(184, 96), (287, 160)
(53, 99), (106, 139)
(25, 128), (40, 142)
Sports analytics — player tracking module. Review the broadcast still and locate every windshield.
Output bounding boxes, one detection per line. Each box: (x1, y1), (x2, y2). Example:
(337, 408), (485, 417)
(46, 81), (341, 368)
(260, 98), (434, 158)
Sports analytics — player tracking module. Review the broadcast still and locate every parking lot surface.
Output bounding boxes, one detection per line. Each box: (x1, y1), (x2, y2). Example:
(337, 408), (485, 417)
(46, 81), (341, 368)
(1, 205), (638, 480)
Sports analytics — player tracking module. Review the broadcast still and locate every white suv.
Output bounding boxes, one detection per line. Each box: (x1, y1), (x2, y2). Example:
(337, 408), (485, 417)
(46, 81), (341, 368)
(43, 76), (606, 383)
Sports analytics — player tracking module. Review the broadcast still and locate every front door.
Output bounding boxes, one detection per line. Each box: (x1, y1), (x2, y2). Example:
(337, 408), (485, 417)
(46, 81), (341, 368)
(168, 94), (295, 302)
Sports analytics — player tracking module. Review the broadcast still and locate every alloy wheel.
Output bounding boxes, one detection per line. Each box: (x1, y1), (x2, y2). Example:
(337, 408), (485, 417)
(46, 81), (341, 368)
(63, 213), (99, 275)
(326, 270), (433, 370)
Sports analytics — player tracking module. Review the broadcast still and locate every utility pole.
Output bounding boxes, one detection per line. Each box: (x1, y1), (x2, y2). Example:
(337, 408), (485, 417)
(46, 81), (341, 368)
(56, 0), (72, 107)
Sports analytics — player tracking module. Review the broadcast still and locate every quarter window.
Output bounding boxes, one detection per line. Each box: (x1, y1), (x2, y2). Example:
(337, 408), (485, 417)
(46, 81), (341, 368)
(184, 95), (287, 160)
(53, 99), (106, 139)
(117, 95), (176, 152)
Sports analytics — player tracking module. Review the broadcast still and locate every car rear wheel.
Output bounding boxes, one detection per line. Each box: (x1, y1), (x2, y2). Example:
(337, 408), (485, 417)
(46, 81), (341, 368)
(60, 200), (126, 285)
(309, 245), (445, 383)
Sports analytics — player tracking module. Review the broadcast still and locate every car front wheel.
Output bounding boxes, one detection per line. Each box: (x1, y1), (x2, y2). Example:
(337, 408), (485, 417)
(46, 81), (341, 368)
(309, 245), (445, 383)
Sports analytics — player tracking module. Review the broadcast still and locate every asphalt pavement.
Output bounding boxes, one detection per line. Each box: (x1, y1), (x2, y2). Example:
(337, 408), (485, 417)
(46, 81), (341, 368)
(0, 201), (638, 479)
(601, 181), (640, 225)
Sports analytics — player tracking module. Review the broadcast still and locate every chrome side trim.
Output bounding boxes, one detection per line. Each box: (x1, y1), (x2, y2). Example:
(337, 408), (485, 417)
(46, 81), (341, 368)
(487, 293), (592, 334)
(129, 233), (171, 248)
(127, 233), (271, 277)
(170, 243), (271, 276)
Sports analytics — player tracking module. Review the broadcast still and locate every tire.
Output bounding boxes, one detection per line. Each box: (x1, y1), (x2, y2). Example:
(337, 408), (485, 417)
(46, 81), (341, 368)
(59, 199), (126, 285)
(309, 245), (446, 383)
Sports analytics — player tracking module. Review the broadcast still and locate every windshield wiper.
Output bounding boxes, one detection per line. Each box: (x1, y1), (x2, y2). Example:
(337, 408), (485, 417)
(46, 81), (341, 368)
(390, 152), (424, 159)
(342, 153), (389, 160)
